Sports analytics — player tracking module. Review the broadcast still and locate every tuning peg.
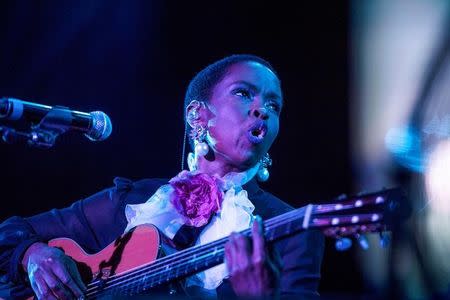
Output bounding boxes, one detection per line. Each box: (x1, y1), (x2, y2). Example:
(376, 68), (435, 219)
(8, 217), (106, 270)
(335, 237), (352, 251)
(379, 231), (391, 248)
(356, 233), (369, 250)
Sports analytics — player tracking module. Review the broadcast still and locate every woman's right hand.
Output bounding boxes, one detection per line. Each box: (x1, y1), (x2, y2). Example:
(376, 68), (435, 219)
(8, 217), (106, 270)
(22, 242), (86, 299)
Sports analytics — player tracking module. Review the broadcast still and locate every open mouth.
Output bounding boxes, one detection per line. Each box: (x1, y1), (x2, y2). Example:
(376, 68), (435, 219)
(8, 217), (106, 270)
(247, 121), (267, 144)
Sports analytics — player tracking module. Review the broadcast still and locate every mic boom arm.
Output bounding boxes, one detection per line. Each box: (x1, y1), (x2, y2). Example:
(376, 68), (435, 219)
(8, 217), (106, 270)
(0, 97), (112, 148)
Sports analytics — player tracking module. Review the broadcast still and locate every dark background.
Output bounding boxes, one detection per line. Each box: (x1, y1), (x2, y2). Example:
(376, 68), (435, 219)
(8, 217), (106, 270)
(0, 1), (357, 297)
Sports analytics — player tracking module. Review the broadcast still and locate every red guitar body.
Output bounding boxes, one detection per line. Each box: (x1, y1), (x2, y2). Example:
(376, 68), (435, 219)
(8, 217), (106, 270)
(51, 225), (160, 282)
(27, 225), (162, 299)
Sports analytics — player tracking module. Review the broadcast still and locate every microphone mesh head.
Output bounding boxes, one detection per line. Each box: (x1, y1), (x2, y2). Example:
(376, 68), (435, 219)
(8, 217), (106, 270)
(85, 111), (112, 141)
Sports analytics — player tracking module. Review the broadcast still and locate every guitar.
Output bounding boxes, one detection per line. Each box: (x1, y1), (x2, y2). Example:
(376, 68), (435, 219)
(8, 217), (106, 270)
(28, 187), (408, 299)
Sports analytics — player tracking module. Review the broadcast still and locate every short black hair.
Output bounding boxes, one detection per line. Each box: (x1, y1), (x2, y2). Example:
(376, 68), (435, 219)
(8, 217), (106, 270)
(183, 54), (280, 149)
(184, 54), (278, 113)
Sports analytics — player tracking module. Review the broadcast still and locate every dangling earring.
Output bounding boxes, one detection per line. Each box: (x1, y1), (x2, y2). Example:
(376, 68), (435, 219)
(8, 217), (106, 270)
(186, 100), (209, 171)
(257, 153), (272, 182)
(192, 125), (208, 157)
(187, 124), (208, 171)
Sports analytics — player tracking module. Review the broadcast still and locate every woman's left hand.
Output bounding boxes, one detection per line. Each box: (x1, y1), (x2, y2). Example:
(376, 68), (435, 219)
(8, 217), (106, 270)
(224, 215), (282, 298)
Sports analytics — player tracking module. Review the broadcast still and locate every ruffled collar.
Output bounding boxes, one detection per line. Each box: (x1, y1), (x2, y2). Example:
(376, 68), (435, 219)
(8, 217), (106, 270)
(125, 164), (261, 234)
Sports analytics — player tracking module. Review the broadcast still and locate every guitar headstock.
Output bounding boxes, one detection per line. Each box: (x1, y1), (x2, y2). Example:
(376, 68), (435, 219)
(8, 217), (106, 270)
(308, 187), (409, 250)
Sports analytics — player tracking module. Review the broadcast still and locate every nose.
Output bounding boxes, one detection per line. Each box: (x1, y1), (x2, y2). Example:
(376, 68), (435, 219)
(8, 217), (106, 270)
(249, 107), (269, 120)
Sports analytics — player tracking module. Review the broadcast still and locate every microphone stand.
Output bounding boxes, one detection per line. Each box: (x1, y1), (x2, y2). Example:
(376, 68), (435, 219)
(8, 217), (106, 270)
(0, 106), (74, 148)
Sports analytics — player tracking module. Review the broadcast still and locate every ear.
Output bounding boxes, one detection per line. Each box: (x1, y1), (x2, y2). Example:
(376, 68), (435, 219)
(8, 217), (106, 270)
(186, 100), (209, 128)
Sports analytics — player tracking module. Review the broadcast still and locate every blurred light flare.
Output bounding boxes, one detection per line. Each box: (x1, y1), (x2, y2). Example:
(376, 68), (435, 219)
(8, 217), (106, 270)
(352, 0), (450, 297)
(424, 139), (450, 293)
(425, 139), (450, 214)
(385, 126), (423, 172)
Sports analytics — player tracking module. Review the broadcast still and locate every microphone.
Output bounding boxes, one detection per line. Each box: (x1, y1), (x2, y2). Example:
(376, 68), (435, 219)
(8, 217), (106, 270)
(0, 97), (112, 141)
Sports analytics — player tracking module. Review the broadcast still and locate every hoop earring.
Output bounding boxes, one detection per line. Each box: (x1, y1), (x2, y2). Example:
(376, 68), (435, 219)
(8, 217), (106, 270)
(257, 153), (272, 182)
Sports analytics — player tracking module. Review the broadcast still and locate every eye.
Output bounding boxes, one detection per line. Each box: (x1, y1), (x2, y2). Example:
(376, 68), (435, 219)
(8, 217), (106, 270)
(266, 101), (281, 113)
(233, 88), (252, 99)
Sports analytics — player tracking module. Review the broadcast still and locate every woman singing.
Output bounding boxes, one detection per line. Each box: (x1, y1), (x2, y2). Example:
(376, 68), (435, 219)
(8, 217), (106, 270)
(0, 54), (324, 299)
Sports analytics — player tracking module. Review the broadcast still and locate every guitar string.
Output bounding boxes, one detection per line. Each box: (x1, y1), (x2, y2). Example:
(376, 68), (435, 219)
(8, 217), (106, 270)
(86, 196), (382, 290)
(83, 206), (307, 296)
(84, 206), (301, 288)
(85, 202), (383, 297)
(84, 195), (387, 297)
(86, 193), (387, 289)
(87, 210), (384, 298)
(84, 234), (265, 296)
(90, 212), (384, 298)
(85, 205), (305, 288)
(86, 247), (229, 298)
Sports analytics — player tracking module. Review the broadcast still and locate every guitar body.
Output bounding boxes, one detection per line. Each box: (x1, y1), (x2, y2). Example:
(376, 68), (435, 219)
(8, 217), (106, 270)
(51, 224), (160, 283)
(27, 225), (161, 299)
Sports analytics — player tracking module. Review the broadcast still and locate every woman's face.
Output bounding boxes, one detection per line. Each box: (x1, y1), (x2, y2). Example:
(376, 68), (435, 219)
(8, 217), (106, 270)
(206, 61), (283, 169)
